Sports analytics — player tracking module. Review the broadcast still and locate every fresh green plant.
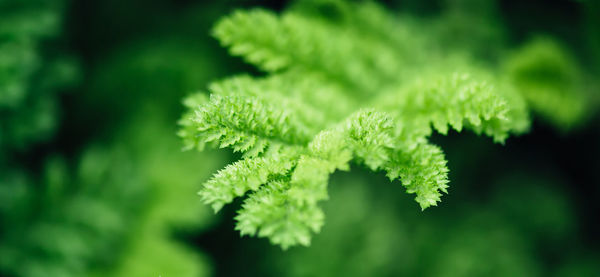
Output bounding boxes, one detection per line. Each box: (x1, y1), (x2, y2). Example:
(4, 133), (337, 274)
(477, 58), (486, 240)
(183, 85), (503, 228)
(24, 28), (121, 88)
(180, 0), (597, 249)
(1, 0), (598, 276)
(180, 0), (524, 249)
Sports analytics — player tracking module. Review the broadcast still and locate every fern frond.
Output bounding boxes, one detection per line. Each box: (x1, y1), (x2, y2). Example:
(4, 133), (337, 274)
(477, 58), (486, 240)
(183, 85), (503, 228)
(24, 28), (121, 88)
(200, 150), (299, 212)
(505, 37), (590, 129)
(235, 178), (326, 249)
(213, 8), (404, 94)
(385, 143), (449, 210)
(378, 70), (524, 143)
(307, 130), (352, 172)
(207, 73), (355, 130)
(235, 154), (338, 248)
(190, 93), (313, 156)
(344, 109), (396, 170)
(213, 9), (291, 72)
(180, 0), (537, 248)
(343, 110), (449, 209)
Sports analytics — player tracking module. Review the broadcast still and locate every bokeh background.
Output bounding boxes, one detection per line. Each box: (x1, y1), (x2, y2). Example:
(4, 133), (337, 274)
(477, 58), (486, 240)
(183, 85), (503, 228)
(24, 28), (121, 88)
(0, 0), (599, 276)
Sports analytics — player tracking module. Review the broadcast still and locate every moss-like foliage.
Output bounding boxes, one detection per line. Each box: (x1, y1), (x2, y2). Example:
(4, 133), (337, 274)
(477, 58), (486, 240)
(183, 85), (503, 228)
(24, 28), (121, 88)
(179, 0), (538, 249)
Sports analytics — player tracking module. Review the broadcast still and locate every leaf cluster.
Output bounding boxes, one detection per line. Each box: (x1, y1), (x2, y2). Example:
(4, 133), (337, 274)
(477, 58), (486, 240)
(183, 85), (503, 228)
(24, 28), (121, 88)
(180, 0), (534, 248)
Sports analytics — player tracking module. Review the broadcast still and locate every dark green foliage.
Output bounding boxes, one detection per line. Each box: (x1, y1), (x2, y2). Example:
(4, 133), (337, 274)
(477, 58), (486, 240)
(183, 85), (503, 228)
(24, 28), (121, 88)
(0, 3), (228, 275)
(0, 149), (144, 277)
(0, 0), (77, 155)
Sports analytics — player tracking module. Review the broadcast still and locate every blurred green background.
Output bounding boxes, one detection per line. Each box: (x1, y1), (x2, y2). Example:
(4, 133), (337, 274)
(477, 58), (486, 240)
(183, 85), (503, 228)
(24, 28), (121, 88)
(0, 0), (599, 276)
